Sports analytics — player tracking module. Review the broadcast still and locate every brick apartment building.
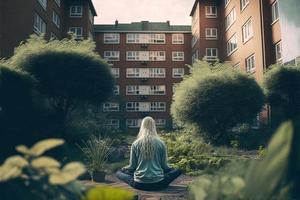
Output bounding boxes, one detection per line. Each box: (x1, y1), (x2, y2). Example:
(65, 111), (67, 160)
(1, 0), (299, 130)
(190, 0), (284, 81)
(94, 21), (192, 129)
(0, 0), (97, 58)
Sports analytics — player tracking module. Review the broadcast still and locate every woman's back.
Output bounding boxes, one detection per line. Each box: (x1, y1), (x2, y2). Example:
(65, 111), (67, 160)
(132, 137), (169, 183)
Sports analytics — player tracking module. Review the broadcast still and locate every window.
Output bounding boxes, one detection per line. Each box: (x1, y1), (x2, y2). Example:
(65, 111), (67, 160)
(225, 8), (236, 30)
(126, 68), (165, 78)
(275, 41), (282, 61)
(34, 13), (46, 35)
(246, 54), (255, 73)
(172, 68), (185, 78)
(172, 34), (184, 44)
(150, 102), (166, 112)
(126, 85), (165, 95)
(126, 119), (142, 128)
(126, 34), (165, 44)
(271, 0), (279, 23)
(104, 51), (120, 61)
(70, 6), (83, 17)
(205, 28), (218, 40)
(126, 51), (165, 61)
(172, 52), (184, 61)
(38, 0), (47, 10)
(242, 19), (253, 43)
(104, 33), (120, 44)
(205, 48), (218, 61)
(103, 103), (119, 112)
(156, 119), (166, 128)
(114, 85), (120, 95)
(52, 11), (60, 28)
(149, 51), (165, 61)
(111, 68), (119, 78)
(104, 119), (119, 128)
(205, 6), (217, 18)
(126, 102), (165, 112)
(227, 34), (238, 56)
(69, 27), (83, 38)
(54, 0), (61, 7)
(241, 0), (249, 10)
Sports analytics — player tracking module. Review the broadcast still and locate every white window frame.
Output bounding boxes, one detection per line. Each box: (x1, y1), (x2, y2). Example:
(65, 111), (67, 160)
(205, 48), (218, 61)
(111, 68), (120, 78)
(275, 41), (282, 61)
(246, 54), (255, 73)
(149, 51), (166, 61)
(69, 27), (83, 38)
(104, 33), (120, 44)
(114, 85), (120, 95)
(271, 0), (279, 23)
(52, 11), (60, 28)
(172, 68), (185, 78)
(33, 13), (46, 35)
(227, 33), (238, 56)
(205, 28), (218, 40)
(150, 102), (166, 112)
(104, 119), (120, 128)
(241, 0), (249, 11)
(172, 34), (184, 44)
(205, 6), (217, 18)
(149, 68), (165, 78)
(54, 0), (61, 7)
(225, 0), (231, 7)
(70, 5), (83, 17)
(104, 51), (120, 61)
(103, 103), (119, 112)
(38, 0), (47, 10)
(172, 51), (184, 61)
(126, 119), (142, 128)
(126, 34), (165, 44)
(156, 119), (166, 128)
(225, 7), (236, 31)
(126, 68), (165, 78)
(126, 85), (166, 95)
(242, 18), (253, 43)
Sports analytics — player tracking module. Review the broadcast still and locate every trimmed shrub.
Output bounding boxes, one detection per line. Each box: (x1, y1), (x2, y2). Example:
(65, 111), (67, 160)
(264, 65), (300, 126)
(10, 36), (115, 136)
(171, 61), (264, 143)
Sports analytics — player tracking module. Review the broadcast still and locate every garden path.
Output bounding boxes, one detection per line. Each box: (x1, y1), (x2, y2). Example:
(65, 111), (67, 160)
(81, 174), (195, 200)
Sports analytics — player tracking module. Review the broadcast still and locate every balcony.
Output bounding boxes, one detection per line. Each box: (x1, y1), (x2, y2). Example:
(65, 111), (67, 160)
(140, 95), (148, 100)
(141, 43), (148, 49)
(140, 78), (148, 83)
(141, 61), (148, 65)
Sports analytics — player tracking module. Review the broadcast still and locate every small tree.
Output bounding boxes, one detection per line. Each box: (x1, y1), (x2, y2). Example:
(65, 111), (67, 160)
(171, 61), (264, 143)
(18, 51), (114, 135)
(264, 65), (300, 126)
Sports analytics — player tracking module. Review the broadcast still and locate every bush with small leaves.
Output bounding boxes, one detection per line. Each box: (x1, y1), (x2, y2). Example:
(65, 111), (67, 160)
(171, 61), (264, 143)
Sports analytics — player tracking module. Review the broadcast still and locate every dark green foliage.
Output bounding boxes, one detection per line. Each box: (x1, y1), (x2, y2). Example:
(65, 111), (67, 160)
(0, 65), (36, 158)
(171, 61), (264, 143)
(264, 65), (300, 126)
(190, 121), (300, 200)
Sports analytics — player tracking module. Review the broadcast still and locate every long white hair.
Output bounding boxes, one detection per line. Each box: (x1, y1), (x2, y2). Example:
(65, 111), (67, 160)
(136, 116), (159, 160)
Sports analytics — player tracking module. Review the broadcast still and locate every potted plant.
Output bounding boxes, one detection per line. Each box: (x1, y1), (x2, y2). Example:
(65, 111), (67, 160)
(78, 135), (113, 182)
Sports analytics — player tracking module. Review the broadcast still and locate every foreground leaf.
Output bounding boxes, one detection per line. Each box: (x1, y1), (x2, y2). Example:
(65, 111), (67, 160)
(245, 121), (293, 200)
(16, 139), (64, 156)
(49, 162), (85, 185)
(31, 156), (61, 169)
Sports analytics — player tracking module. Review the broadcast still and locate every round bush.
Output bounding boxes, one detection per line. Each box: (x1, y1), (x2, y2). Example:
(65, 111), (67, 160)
(171, 65), (264, 142)
(264, 65), (300, 122)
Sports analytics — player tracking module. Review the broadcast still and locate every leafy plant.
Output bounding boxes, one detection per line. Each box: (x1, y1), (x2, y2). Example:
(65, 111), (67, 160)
(171, 60), (264, 144)
(78, 135), (113, 172)
(0, 138), (86, 200)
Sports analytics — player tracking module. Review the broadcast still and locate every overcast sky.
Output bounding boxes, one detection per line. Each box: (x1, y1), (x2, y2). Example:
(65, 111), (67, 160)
(93, 0), (195, 25)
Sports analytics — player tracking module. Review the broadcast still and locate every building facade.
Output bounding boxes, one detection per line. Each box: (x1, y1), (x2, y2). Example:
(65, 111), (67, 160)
(0, 0), (97, 58)
(94, 21), (192, 129)
(190, 0), (286, 82)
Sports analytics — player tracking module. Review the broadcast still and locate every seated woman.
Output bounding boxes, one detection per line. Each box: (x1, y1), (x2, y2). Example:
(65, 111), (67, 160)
(116, 117), (182, 191)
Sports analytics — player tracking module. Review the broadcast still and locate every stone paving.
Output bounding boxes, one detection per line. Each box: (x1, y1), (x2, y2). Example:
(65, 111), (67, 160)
(81, 174), (195, 200)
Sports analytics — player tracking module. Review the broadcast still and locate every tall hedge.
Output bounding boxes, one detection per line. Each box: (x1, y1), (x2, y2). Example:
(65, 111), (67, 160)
(171, 61), (264, 143)
(264, 65), (300, 126)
